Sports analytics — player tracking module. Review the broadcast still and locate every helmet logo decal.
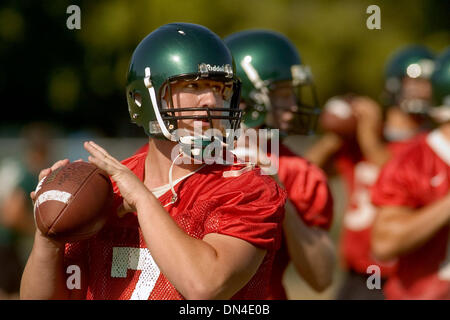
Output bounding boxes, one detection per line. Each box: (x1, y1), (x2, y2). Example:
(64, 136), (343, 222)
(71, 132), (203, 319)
(198, 63), (233, 77)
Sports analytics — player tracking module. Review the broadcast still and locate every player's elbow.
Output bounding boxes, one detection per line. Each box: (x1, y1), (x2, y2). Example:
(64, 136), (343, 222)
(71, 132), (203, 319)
(183, 274), (229, 300)
(184, 265), (259, 300)
(309, 274), (333, 293)
(371, 225), (403, 262)
(372, 238), (395, 262)
(301, 255), (335, 293)
(183, 284), (214, 300)
(310, 237), (336, 292)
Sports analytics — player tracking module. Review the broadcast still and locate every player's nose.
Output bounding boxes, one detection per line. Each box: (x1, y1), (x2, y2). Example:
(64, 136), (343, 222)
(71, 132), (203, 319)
(199, 88), (222, 109)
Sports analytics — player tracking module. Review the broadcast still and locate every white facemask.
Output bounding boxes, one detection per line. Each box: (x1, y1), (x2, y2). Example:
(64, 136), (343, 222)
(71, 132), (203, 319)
(383, 126), (417, 142)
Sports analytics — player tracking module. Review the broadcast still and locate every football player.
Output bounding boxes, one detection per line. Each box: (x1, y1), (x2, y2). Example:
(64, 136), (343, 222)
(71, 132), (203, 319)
(224, 30), (336, 299)
(382, 45), (435, 143)
(371, 48), (450, 299)
(305, 45), (435, 299)
(20, 23), (287, 300)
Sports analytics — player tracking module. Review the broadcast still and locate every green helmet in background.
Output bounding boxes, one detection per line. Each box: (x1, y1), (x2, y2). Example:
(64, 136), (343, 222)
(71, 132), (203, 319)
(428, 48), (450, 123)
(383, 45), (435, 113)
(126, 23), (242, 144)
(224, 30), (320, 135)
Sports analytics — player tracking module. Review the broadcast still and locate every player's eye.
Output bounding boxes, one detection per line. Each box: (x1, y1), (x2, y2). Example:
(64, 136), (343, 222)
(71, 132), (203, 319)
(212, 85), (223, 93)
(222, 84), (233, 100)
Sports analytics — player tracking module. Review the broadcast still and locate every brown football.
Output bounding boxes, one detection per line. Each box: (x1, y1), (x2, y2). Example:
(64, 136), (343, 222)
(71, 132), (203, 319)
(319, 96), (358, 138)
(33, 161), (113, 242)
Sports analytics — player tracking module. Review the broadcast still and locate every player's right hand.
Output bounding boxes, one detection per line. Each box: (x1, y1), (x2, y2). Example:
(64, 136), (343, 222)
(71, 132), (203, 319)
(352, 96), (382, 127)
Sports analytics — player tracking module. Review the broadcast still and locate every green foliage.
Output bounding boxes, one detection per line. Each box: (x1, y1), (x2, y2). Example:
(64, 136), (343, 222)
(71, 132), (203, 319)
(0, 0), (448, 136)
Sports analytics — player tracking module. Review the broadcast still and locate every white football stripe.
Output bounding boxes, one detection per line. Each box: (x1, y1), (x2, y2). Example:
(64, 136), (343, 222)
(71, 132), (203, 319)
(36, 190), (72, 206)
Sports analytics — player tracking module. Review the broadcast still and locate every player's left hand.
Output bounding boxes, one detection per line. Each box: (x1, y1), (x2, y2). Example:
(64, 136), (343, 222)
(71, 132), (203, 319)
(84, 141), (149, 217)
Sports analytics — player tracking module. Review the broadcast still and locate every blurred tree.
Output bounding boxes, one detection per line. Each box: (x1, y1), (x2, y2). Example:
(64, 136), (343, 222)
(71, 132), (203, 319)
(0, 0), (448, 137)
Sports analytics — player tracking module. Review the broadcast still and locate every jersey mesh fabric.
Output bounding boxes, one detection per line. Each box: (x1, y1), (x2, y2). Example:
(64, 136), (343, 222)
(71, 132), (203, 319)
(64, 151), (286, 300)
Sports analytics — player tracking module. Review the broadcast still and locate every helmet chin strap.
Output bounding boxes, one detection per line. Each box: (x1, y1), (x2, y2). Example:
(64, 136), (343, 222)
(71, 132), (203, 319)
(167, 152), (183, 205)
(167, 136), (225, 206)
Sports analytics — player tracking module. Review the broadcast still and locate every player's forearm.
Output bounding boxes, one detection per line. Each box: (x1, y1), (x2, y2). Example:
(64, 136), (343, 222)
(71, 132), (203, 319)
(304, 134), (342, 168)
(356, 123), (390, 167)
(283, 202), (336, 292)
(20, 232), (69, 300)
(135, 193), (240, 299)
(372, 195), (450, 261)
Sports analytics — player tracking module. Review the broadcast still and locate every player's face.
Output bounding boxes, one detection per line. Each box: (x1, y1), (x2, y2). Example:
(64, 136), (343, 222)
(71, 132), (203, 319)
(268, 81), (298, 132)
(164, 79), (233, 135)
(384, 107), (423, 141)
(400, 77), (432, 102)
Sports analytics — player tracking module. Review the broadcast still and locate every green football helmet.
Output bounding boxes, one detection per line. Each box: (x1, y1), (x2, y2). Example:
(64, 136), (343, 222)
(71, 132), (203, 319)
(383, 45), (435, 113)
(224, 30), (320, 135)
(428, 48), (450, 122)
(126, 23), (242, 149)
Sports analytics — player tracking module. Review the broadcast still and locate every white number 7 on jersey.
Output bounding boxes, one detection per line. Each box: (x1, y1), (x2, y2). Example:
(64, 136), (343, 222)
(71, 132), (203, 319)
(111, 247), (161, 300)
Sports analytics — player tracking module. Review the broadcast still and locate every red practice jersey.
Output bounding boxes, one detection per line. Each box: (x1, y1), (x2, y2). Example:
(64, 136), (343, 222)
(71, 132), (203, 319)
(64, 151), (287, 300)
(372, 130), (450, 299)
(338, 136), (424, 277)
(267, 143), (333, 299)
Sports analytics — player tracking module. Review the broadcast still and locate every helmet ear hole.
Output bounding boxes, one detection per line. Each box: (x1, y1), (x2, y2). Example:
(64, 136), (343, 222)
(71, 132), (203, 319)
(133, 91), (142, 107)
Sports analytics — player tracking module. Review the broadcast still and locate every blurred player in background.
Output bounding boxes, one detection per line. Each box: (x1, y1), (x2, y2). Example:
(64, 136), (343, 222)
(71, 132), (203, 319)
(21, 23), (287, 300)
(0, 123), (52, 299)
(371, 48), (450, 299)
(305, 45), (435, 299)
(1, 123), (52, 235)
(224, 29), (336, 299)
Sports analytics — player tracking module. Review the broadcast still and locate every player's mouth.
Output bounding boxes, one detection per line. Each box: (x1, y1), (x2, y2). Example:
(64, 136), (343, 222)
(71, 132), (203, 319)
(188, 119), (211, 129)
(199, 119), (211, 127)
